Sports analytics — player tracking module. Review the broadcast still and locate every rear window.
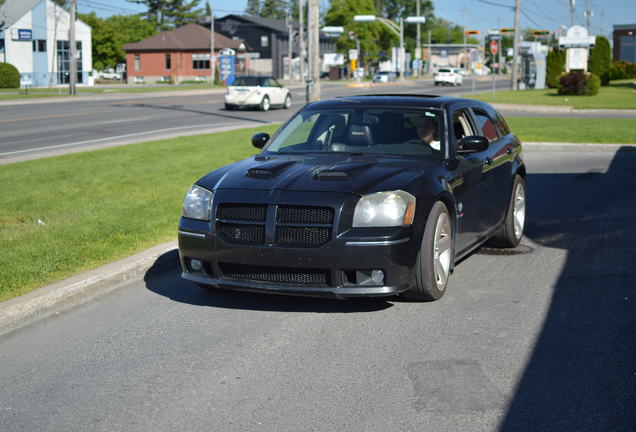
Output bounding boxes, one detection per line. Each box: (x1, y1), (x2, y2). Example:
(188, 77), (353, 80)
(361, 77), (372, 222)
(232, 77), (264, 87)
(438, 68), (451, 73)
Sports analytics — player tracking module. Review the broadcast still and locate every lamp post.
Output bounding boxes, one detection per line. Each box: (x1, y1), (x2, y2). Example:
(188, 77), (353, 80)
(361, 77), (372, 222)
(354, 15), (425, 81)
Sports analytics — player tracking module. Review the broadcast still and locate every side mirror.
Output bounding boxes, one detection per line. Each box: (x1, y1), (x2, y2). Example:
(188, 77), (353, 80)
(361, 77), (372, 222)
(458, 135), (489, 153)
(251, 132), (270, 149)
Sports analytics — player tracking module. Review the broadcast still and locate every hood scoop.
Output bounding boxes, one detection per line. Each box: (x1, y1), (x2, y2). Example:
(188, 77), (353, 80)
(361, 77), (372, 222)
(314, 162), (373, 181)
(247, 160), (297, 179)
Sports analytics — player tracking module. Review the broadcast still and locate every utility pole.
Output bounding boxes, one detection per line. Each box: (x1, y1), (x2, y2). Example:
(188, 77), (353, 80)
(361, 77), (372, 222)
(584, 0), (592, 33)
(462, 8), (467, 72)
(287, 12), (293, 81)
(416, 0), (421, 76)
(570, 0), (576, 26)
(399, 17), (405, 81)
(298, 0), (305, 87)
(69, 0), (77, 95)
(600, 10), (605, 36)
(308, 0), (320, 101)
(210, 1), (215, 84)
(511, 0), (521, 90)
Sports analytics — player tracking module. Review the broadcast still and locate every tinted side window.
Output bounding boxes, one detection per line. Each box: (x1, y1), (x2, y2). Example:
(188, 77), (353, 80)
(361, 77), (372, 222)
(494, 110), (511, 136)
(472, 108), (499, 142)
(452, 109), (475, 143)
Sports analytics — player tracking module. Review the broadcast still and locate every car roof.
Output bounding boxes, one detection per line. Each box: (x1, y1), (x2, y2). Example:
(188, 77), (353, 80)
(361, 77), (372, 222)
(306, 94), (494, 111)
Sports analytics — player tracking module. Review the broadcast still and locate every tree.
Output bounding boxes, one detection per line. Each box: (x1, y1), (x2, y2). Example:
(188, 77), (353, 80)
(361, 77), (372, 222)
(324, 0), (395, 61)
(79, 12), (156, 70)
(245, 0), (261, 16)
(0, 62), (20, 88)
(589, 35), (611, 85)
(546, 49), (564, 88)
(127, 0), (203, 31)
(260, 0), (287, 20)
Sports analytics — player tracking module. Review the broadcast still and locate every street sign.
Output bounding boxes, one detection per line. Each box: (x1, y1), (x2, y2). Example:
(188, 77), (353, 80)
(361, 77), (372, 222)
(465, 30), (479, 35)
(500, 28), (514, 33)
(348, 49), (358, 60)
(490, 40), (499, 56)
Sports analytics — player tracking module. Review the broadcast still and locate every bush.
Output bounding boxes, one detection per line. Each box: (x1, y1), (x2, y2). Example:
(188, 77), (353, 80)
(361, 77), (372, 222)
(588, 36), (611, 85)
(546, 49), (565, 88)
(609, 60), (636, 81)
(0, 62), (20, 88)
(557, 71), (601, 95)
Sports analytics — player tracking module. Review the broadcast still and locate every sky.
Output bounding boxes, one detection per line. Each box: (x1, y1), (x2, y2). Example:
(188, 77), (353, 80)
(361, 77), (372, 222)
(77, 0), (636, 39)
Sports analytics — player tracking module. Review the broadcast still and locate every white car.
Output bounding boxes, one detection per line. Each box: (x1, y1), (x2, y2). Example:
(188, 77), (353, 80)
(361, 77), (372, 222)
(96, 68), (122, 80)
(434, 68), (463, 86)
(224, 76), (291, 111)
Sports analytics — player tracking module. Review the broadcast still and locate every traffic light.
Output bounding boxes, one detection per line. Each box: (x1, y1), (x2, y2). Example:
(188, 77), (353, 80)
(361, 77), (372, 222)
(465, 30), (479, 35)
(532, 30), (551, 36)
(500, 28), (514, 33)
(351, 59), (357, 71)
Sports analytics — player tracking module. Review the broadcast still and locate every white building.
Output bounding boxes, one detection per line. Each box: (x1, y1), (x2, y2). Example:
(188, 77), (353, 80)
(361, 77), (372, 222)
(0, 0), (92, 87)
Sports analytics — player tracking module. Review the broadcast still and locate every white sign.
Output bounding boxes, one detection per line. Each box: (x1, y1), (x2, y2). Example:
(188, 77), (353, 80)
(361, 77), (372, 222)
(348, 49), (358, 60)
(559, 25), (595, 48)
(219, 48), (236, 56)
(567, 48), (588, 70)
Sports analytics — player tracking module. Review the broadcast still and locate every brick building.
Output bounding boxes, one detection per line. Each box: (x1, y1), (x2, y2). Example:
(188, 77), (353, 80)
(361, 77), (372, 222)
(613, 24), (636, 62)
(123, 23), (246, 84)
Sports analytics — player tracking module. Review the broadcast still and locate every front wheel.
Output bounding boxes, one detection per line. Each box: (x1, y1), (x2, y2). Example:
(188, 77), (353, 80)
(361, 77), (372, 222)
(259, 96), (270, 111)
(489, 175), (526, 248)
(403, 201), (452, 301)
(283, 94), (292, 109)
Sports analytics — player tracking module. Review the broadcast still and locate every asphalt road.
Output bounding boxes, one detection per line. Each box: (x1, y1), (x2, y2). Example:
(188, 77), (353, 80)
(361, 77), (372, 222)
(1, 148), (634, 432)
(0, 78), (519, 162)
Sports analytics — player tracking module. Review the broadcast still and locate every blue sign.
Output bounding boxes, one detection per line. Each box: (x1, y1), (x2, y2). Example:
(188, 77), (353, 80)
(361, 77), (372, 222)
(218, 55), (235, 86)
(17, 29), (32, 41)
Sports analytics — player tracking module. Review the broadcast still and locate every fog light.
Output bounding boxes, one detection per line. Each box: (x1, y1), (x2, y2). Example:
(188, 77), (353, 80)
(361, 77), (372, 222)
(371, 269), (384, 284)
(190, 259), (203, 272)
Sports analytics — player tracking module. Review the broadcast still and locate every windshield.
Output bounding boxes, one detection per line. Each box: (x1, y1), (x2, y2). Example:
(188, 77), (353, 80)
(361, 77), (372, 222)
(232, 77), (264, 87)
(265, 107), (445, 158)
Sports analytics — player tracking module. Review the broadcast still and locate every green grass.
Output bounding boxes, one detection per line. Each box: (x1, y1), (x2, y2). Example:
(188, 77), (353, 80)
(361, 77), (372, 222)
(465, 80), (636, 110)
(0, 124), (279, 302)
(507, 117), (636, 143)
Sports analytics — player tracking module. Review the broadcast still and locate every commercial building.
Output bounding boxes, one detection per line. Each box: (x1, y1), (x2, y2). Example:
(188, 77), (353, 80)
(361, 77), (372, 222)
(0, 0), (92, 87)
(123, 23), (246, 84)
(613, 24), (636, 62)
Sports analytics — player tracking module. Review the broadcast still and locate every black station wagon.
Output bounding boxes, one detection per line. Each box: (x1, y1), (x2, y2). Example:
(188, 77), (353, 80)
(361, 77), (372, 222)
(178, 95), (526, 301)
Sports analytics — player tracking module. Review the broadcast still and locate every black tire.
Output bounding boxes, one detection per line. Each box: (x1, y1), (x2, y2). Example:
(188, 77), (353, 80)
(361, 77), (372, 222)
(259, 96), (270, 111)
(403, 201), (452, 301)
(283, 94), (292, 109)
(434, 82), (439, 86)
(489, 175), (526, 248)
(225, 104), (235, 111)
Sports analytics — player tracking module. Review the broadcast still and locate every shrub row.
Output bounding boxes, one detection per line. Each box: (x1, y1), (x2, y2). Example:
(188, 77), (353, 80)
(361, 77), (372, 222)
(610, 60), (636, 81)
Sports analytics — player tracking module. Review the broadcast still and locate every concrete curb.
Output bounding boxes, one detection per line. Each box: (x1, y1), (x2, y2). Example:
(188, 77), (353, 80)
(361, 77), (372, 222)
(1, 140), (634, 335)
(0, 241), (178, 336)
(491, 103), (636, 116)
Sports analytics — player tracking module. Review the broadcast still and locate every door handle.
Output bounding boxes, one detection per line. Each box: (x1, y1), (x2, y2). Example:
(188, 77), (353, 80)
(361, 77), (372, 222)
(506, 147), (513, 155)
(484, 157), (493, 165)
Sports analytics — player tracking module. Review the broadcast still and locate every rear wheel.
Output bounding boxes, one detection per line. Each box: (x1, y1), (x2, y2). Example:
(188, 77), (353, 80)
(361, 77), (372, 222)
(489, 175), (526, 248)
(283, 94), (292, 109)
(259, 96), (270, 111)
(403, 202), (452, 301)
(225, 104), (235, 111)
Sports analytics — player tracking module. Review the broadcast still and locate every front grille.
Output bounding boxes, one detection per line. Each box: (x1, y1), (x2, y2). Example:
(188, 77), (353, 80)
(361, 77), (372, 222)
(277, 226), (331, 247)
(215, 203), (333, 247)
(217, 223), (265, 244)
(277, 206), (334, 224)
(217, 204), (266, 222)
(219, 262), (330, 286)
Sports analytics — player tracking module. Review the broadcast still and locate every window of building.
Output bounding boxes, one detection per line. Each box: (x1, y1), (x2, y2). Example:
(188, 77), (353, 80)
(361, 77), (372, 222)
(0, 39), (5, 53)
(32, 39), (46, 52)
(134, 54), (140, 71)
(192, 54), (210, 70)
(165, 53), (171, 70)
(56, 40), (83, 84)
(261, 35), (269, 47)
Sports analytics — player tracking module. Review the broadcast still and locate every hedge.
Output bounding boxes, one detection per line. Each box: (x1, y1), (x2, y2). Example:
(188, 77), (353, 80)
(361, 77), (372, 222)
(0, 62), (20, 88)
(588, 36), (611, 85)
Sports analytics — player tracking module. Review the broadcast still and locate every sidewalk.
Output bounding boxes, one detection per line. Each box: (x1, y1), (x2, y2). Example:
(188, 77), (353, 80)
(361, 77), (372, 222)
(1, 141), (635, 335)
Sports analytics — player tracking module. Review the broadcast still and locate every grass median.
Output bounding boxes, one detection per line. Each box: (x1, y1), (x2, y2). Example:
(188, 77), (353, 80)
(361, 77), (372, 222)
(1, 116), (635, 302)
(0, 124), (279, 302)
(465, 80), (636, 110)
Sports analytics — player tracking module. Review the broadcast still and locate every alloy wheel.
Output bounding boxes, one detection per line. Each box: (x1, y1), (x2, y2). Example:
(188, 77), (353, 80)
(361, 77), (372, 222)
(513, 182), (526, 239)
(433, 212), (452, 290)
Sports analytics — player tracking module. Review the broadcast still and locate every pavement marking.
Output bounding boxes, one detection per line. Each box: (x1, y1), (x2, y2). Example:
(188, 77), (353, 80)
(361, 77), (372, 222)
(100, 116), (150, 125)
(0, 111), (90, 124)
(0, 123), (239, 157)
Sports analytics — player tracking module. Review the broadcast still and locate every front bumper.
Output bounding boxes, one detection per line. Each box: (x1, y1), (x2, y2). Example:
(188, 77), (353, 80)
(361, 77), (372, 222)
(178, 189), (424, 299)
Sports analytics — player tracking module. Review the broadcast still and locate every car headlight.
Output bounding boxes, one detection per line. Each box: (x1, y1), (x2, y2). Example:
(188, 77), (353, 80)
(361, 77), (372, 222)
(182, 185), (213, 221)
(353, 190), (416, 227)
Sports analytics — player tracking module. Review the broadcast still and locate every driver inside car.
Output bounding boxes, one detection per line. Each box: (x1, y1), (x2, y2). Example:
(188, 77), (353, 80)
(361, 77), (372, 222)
(414, 115), (441, 152)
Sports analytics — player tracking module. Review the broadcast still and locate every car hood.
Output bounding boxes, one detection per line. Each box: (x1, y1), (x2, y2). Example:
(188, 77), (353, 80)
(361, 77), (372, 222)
(197, 154), (440, 196)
